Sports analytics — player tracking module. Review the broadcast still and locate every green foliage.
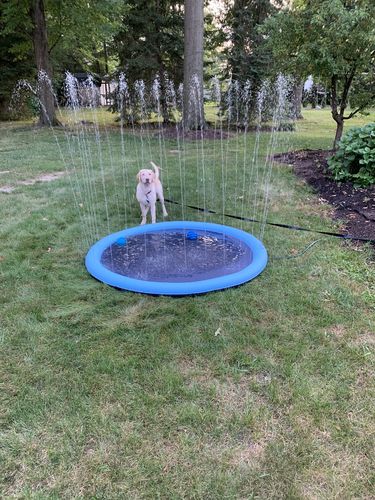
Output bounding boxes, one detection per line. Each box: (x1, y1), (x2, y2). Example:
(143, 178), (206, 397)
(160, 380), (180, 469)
(263, 0), (375, 145)
(115, 0), (184, 84)
(328, 123), (375, 186)
(0, 0), (124, 118)
(264, 0), (375, 82)
(45, 0), (124, 76)
(219, 1), (283, 125)
(0, 0), (35, 118)
(225, 0), (281, 86)
(110, 0), (186, 123)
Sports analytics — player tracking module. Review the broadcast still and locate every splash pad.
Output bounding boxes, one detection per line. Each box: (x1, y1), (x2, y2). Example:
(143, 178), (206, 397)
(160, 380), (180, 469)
(85, 221), (267, 295)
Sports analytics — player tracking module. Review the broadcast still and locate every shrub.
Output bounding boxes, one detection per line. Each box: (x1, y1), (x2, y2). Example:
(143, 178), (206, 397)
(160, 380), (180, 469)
(328, 123), (375, 186)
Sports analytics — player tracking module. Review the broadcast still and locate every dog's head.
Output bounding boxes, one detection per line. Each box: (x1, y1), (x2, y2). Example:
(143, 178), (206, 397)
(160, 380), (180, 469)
(137, 169), (155, 185)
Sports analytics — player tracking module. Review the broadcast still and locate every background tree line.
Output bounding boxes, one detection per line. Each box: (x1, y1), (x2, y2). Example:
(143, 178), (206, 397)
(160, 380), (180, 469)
(1, 0), (374, 143)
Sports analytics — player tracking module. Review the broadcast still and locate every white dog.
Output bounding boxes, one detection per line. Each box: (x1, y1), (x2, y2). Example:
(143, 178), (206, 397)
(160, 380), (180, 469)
(136, 161), (168, 224)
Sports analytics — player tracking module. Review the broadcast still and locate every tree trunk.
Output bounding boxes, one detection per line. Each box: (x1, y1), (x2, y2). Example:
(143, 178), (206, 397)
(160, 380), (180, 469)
(292, 79), (304, 119)
(183, 0), (205, 129)
(333, 117), (344, 150)
(0, 96), (10, 120)
(30, 0), (60, 126)
(155, 52), (171, 124)
(331, 75), (343, 149)
(330, 69), (357, 149)
(160, 72), (171, 124)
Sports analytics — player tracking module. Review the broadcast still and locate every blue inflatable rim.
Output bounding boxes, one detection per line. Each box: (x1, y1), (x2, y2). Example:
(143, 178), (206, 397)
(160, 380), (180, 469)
(85, 221), (268, 295)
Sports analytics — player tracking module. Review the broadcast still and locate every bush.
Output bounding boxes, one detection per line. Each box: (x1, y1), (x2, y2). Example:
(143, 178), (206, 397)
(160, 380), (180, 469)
(328, 123), (375, 186)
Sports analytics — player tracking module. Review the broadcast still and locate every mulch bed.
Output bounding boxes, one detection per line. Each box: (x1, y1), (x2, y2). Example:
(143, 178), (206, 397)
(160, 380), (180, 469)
(274, 149), (375, 245)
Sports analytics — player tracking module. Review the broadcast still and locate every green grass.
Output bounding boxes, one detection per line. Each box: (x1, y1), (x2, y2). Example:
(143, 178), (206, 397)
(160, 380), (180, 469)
(1, 108), (374, 499)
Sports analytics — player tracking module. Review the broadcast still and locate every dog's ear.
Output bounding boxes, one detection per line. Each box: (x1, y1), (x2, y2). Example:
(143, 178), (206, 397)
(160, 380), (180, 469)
(136, 171), (141, 181)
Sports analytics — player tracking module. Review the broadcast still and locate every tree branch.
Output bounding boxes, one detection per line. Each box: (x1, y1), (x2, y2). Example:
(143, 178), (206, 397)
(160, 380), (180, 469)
(339, 65), (357, 116)
(344, 96), (375, 120)
(330, 74), (340, 122)
(48, 36), (61, 54)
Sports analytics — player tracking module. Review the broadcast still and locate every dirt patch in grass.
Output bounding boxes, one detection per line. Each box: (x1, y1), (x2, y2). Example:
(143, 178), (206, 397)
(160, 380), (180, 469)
(349, 331), (375, 347)
(274, 149), (375, 244)
(0, 171), (65, 193)
(0, 186), (14, 194)
(177, 358), (270, 417)
(229, 441), (266, 467)
(326, 324), (348, 339)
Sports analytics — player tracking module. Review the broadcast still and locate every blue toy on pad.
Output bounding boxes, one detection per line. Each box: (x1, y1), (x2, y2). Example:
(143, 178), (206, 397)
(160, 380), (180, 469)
(116, 237), (127, 246)
(186, 230), (198, 240)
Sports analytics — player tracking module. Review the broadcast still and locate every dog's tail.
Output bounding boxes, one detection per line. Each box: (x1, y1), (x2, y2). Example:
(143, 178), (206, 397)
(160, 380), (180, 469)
(150, 161), (160, 179)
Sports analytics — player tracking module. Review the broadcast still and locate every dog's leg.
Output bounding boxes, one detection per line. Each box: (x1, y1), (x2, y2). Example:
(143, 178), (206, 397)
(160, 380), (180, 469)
(158, 193), (168, 217)
(140, 204), (149, 225)
(150, 202), (156, 224)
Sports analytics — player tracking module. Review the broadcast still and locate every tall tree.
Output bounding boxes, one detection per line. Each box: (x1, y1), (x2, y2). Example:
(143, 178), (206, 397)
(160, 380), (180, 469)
(264, 0), (375, 148)
(0, 0), (34, 119)
(48, 0), (123, 78)
(30, 0), (59, 125)
(183, 0), (205, 129)
(115, 0), (184, 122)
(221, 0), (282, 124)
(225, 0), (279, 83)
(1, 0), (123, 122)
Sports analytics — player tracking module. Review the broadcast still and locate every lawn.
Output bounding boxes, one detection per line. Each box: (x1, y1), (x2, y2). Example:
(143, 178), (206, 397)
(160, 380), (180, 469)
(1, 108), (374, 499)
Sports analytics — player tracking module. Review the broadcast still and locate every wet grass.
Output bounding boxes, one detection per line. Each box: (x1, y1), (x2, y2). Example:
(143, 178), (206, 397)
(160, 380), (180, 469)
(0, 109), (374, 498)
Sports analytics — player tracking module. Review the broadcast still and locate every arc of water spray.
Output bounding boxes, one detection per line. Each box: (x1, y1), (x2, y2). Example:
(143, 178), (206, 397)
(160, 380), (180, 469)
(15, 71), (295, 254)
